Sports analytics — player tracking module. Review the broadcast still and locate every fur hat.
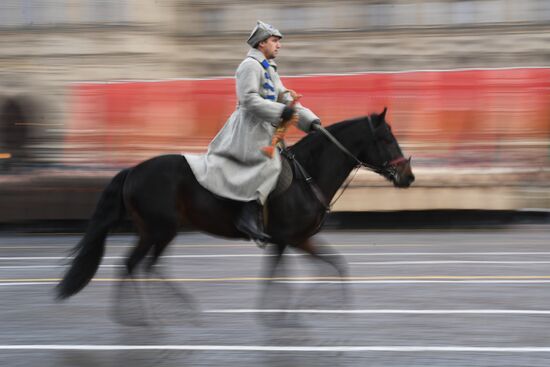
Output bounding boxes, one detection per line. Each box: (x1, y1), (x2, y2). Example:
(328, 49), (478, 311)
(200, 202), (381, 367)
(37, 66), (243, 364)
(246, 21), (283, 48)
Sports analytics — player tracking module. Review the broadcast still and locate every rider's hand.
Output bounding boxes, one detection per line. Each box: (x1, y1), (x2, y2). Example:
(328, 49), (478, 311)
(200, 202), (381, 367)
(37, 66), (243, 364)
(280, 106), (296, 124)
(309, 119), (321, 132)
(285, 89), (303, 102)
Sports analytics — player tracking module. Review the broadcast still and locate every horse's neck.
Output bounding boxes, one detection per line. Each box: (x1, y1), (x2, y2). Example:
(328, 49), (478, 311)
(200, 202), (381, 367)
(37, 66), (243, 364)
(296, 122), (364, 202)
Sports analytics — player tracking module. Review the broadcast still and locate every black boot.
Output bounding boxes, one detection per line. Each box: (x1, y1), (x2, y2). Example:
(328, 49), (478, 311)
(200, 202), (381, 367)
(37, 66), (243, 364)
(235, 200), (271, 246)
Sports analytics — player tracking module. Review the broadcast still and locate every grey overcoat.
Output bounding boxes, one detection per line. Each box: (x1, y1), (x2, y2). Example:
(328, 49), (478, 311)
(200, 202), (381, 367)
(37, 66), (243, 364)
(185, 48), (319, 204)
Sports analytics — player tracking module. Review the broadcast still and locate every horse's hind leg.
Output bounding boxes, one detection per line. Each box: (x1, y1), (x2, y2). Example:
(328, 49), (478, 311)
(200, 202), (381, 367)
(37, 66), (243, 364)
(112, 214), (175, 326)
(126, 234), (154, 274)
(136, 222), (200, 324)
(143, 221), (178, 272)
(112, 234), (154, 326)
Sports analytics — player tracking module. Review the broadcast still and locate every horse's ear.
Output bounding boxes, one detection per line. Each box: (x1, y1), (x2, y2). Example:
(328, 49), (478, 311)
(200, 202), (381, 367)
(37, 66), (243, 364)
(381, 107), (388, 119)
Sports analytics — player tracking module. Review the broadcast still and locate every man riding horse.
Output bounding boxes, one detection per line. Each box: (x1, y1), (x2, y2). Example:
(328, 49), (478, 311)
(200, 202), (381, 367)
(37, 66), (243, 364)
(186, 21), (321, 245)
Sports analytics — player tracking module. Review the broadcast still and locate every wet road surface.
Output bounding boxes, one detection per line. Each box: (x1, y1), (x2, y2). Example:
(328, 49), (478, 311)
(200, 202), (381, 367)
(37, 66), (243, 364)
(1, 228), (550, 366)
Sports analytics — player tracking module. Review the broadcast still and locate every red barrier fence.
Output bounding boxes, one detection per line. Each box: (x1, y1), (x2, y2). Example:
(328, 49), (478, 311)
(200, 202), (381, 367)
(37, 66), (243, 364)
(67, 68), (550, 167)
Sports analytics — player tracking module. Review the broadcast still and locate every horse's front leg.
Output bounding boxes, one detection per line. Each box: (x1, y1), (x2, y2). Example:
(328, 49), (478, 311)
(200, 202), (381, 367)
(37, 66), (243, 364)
(295, 236), (350, 309)
(297, 236), (348, 278)
(257, 241), (305, 328)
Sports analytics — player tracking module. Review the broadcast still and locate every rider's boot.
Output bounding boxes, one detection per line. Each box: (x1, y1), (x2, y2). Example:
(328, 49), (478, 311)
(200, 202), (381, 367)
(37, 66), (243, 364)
(235, 200), (271, 247)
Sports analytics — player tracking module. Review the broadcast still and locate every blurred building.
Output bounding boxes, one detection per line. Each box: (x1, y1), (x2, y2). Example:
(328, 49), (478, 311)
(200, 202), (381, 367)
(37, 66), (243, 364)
(178, 0), (550, 74)
(2, 1), (550, 81)
(0, 1), (549, 215)
(1, 0), (550, 164)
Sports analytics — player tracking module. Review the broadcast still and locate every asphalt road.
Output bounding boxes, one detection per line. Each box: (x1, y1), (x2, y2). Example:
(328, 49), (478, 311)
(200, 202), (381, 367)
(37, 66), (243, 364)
(1, 227), (550, 366)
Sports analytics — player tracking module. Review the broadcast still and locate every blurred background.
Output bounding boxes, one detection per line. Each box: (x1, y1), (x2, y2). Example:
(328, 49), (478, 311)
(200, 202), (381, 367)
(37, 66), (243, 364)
(1, 0), (550, 224)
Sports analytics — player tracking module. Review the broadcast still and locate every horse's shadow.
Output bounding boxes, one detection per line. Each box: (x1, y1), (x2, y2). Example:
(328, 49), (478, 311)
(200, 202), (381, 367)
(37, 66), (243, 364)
(110, 265), (201, 328)
(102, 255), (347, 367)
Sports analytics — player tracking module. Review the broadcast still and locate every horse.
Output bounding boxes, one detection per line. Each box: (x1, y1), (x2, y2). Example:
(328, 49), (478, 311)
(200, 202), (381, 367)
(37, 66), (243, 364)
(56, 108), (414, 311)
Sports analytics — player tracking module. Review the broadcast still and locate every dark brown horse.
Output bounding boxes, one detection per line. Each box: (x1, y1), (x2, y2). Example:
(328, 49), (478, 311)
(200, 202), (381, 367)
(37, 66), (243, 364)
(57, 108), (414, 304)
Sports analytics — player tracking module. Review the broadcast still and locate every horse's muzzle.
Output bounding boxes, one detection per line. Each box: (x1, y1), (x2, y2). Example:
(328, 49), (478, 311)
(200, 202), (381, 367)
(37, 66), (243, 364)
(392, 157), (414, 188)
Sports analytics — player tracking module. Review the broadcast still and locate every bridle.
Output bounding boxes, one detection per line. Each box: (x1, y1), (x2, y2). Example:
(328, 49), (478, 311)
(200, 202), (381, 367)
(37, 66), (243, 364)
(313, 116), (409, 180)
(312, 116), (410, 210)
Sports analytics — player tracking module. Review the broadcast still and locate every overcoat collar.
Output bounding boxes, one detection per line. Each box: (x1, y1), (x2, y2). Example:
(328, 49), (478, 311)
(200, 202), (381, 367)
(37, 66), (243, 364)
(247, 48), (278, 71)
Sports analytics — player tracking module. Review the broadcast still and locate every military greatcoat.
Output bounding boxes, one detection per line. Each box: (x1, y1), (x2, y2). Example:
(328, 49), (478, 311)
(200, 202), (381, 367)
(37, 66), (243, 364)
(185, 48), (319, 204)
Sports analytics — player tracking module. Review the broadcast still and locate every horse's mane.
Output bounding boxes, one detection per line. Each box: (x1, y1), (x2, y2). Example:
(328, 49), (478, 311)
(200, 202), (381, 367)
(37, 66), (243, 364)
(290, 115), (370, 164)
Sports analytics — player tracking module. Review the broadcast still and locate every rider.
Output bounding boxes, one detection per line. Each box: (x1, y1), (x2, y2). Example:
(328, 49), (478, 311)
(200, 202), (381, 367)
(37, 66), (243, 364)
(186, 21), (321, 245)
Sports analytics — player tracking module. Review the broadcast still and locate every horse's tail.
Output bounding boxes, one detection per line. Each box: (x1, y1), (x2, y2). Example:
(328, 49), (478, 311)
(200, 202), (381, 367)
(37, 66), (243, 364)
(56, 168), (130, 299)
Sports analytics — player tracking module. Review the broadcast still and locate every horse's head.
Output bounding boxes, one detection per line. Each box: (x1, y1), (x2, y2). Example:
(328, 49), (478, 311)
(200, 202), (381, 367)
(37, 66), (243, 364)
(360, 108), (414, 188)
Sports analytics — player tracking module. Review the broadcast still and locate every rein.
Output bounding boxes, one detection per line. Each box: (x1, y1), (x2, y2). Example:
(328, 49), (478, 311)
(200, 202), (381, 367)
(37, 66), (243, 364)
(313, 118), (406, 173)
(311, 117), (407, 210)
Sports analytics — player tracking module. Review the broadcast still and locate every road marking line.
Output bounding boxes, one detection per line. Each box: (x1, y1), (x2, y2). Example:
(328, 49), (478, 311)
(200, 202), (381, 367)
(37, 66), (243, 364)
(3, 275), (550, 284)
(2, 243), (549, 250)
(279, 280), (550, 284)
(89, 275), (550, 281)
(0, 255), (268, 261)
(0, 282), (58, 287)
(0, 257), (71, 260)
(204, 309), (550, 315)
(351, 261), (550, 265)
(0, 244), (258, 249)
(4, 279), (550, 287)
(0, 246), (79, 250)
(0, 244), (439, 249)
(0, 265), (124, 269)
(1, 345), (550, 352)
(4, 252), (550, 261)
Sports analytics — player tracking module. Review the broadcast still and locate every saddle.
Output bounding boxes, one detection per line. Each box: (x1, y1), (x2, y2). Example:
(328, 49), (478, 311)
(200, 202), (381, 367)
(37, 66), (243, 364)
(270, 152), (294, 197)
(269, 148), (328, 211)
